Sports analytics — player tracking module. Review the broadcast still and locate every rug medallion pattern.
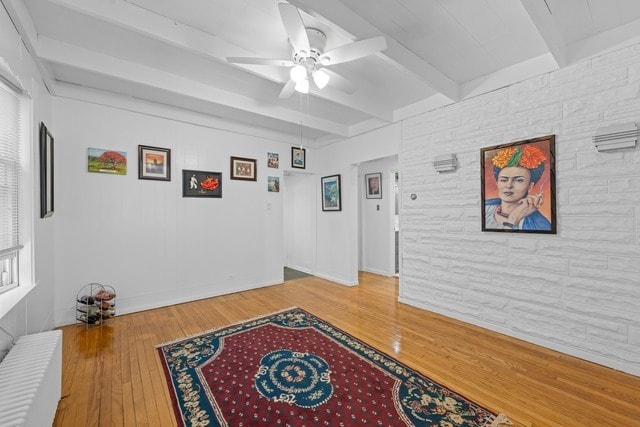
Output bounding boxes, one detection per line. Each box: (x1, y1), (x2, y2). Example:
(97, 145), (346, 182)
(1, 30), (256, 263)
(157, 308), (506, 426)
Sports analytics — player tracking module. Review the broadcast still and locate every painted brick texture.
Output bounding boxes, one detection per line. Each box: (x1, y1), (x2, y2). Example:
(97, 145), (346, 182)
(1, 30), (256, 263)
(399, 43), (640, 376)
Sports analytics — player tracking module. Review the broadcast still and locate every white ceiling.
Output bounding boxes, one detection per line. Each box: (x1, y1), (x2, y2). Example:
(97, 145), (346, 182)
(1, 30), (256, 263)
(6, 0), (640, 147)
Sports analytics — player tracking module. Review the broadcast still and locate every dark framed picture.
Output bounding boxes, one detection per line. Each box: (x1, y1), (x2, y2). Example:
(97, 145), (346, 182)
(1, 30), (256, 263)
(292, 146), (306, 169)
(138, 145), (171, 181)
(365, 172), (382, 199)
(481, 135), (556, 234)
(321, 174), (341, 212)
(183, 170), (222, 198)
(267, 152), (279, 169)
(39, 122), (54, 218)
(230, 156), (257, 181)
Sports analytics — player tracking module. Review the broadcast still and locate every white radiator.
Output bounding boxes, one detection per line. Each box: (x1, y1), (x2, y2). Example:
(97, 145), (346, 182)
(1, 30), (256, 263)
(0, 330), (62, 427)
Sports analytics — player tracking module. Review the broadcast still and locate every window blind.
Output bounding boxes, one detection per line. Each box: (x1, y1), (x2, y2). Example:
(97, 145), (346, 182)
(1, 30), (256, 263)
(0, 79), (23, 289)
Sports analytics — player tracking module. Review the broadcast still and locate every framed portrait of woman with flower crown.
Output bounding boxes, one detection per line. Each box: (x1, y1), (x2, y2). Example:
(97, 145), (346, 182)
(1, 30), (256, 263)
(481, 135), (556, 234)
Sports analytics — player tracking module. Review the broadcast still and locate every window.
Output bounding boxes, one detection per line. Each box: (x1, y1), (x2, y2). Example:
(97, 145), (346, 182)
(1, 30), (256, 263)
(0, 78), (24, 294)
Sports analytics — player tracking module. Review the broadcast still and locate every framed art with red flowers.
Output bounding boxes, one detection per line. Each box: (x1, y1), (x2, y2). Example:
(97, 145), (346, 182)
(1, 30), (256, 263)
(481, 135), (556, 234)
(182, 169), (222, 198)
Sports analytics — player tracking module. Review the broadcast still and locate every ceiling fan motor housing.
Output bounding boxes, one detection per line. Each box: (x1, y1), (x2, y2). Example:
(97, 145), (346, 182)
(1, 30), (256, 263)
(293, 28), (327, 70)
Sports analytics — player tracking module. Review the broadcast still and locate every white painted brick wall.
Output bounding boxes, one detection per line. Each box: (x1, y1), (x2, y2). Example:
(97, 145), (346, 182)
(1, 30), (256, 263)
(399, 42), (640, 376)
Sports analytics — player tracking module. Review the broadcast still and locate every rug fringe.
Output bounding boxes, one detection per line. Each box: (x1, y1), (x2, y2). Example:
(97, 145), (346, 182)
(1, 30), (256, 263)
(485, 413), (513, 427)
(154, 306), (299, 348)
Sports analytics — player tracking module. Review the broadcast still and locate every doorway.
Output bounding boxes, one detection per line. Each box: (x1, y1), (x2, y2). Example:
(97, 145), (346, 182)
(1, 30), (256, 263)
(283, 171), (316, 275)
(283, 267), (311, 281)
(357, 155), (398, 277)
(394, 170), (399, 276)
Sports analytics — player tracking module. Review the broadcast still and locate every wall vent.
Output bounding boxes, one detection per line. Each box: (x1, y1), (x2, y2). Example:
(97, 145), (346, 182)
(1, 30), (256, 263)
(593, 123), (637, 152)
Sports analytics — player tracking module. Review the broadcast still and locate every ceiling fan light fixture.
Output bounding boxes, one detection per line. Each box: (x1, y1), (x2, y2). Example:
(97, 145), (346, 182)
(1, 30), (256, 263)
(290, 65), (307, 83)
(295, 79), (309, 94)
(227, 5), (387, 100)
(312, 69), (330, 89)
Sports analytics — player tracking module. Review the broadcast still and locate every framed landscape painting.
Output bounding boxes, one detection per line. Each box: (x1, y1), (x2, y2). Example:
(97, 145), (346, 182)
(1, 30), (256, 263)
(138, 145), (170, 181)
(88, 148), (127, 175)
(321, 174), (341, 212)
(481, 135), (556, 234)
(183, 170), (222, 198)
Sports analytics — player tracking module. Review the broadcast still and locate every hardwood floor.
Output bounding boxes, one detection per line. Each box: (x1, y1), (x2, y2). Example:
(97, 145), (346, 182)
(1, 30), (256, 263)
(54, 272), (640, 426)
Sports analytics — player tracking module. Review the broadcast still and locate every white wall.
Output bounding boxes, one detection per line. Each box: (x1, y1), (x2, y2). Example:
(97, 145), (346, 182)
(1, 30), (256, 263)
(314, 123), (402, 285)
(0, 3), (55, 356)
(358, 156), (398, 276)
(52, 98), (289, 325)
(283, 171), (316, 273)
(400, 42), (640, 376)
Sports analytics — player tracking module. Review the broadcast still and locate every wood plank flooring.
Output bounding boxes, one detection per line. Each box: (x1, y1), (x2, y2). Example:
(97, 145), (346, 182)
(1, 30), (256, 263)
(53, 272), (640, 426)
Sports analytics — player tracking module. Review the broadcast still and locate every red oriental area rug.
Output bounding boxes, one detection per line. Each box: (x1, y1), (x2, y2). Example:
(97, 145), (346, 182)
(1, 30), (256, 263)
(156, 307), (511, 427)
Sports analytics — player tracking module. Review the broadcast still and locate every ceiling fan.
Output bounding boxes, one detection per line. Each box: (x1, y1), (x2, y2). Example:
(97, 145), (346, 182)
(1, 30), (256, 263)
(226, 2), (387, 98)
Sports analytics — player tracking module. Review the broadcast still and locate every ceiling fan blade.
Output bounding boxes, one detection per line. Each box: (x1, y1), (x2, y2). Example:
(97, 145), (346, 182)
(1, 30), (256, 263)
(321, 69), (356, 94)
(320, 36), (387, 66)
(279, 79), (296, 99)
(226, 57), (294, 67)
(278, 3), (310, 54)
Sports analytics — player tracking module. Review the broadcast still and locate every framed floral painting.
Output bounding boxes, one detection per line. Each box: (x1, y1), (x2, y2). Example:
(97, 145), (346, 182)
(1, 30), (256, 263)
(481, 135), (556, 234)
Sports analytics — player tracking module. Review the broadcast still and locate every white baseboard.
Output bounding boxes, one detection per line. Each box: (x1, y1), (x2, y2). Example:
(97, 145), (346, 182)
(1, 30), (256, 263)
(362, 267), (394, 277)
(55, 279), (283, 327)
(314, 272), (358, 287)
(286, 264), (313, 275)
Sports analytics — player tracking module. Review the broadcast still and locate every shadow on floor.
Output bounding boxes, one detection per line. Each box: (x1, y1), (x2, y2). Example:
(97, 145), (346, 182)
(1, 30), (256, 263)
(284, 267), (311, 281)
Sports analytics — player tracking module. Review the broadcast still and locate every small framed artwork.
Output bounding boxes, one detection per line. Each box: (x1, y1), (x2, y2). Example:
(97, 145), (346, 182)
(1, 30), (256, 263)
(88, 148), (127, 175)
(230, 156), (257, 181)
(39, 122), (54, 218)
(321, 174), (341, 212)
(267, 152), (279, 169)
(481, 134), (556, 234)
(365, 172), (382, 199)
(268, 176), (280, 192)
(183, 170), (222, 198)
(291, 146), (306, 169)
(138, 145), (171, 181)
